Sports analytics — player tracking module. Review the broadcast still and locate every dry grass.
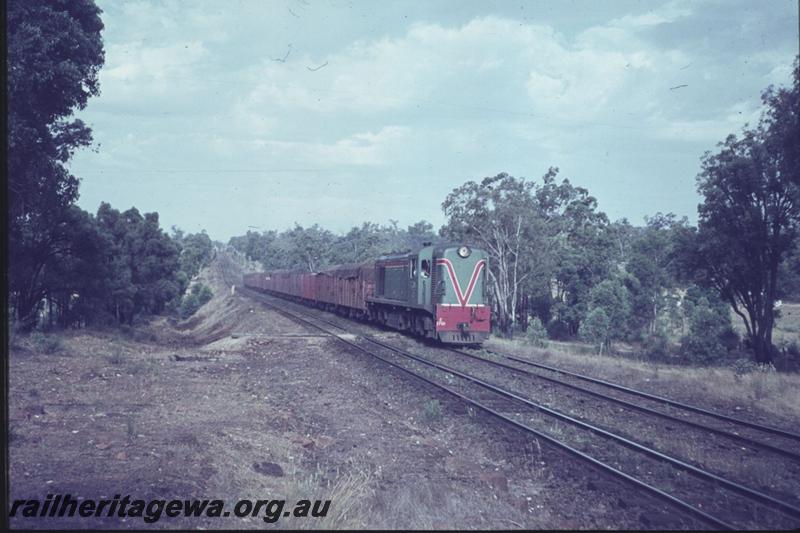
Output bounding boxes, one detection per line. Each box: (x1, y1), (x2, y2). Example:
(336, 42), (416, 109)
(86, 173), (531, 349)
(280, 460), (377, 529)
(487, 337), (800, 422)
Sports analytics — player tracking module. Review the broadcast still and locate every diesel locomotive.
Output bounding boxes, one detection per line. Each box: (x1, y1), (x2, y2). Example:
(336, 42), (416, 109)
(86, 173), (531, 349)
(242, 243), (490, 344)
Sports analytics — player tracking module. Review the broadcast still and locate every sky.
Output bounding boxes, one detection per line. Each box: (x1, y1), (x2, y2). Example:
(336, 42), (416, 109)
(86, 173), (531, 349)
(68, 0), (799, 242)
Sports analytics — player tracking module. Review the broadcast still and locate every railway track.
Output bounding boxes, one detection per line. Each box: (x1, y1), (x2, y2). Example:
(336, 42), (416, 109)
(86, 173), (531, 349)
(446, 347), (800, 462)
(231, 282), (800, 530)
(464, 347), (800, 442)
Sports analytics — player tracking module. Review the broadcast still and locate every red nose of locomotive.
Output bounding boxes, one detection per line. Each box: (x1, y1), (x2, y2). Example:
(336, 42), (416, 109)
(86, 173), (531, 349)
(433, 245), (490, 344)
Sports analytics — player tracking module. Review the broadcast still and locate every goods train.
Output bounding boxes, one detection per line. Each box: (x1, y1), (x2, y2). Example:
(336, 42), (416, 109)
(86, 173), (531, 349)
(242, 243), (490, 344)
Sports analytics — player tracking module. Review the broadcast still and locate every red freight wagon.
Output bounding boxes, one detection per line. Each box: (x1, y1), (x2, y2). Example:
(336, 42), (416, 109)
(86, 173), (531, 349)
(315, 270), (335, 307)
(301, 273), (317, 302)
(271, 270), (294, 296)
(317, 262), (374, 315)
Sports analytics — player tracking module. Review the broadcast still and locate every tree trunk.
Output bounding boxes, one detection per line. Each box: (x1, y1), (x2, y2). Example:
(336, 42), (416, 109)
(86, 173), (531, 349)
(15, 292), (39, 331)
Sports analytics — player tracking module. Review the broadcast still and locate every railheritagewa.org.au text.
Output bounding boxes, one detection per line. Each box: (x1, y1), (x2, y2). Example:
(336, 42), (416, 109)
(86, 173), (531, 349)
(10, 494), (331, 524)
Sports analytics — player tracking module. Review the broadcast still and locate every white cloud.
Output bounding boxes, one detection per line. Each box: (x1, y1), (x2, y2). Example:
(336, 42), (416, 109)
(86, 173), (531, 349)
(607, 0), (693, 29)
(102, 41), (209, 83)
(649, 100), (763, 142)
(250, 126), (411, 167)
(234, 13), (694, 131)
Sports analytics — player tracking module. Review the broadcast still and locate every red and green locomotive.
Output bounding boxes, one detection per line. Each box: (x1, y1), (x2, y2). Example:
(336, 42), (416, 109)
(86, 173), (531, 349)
(368, 243), (490, 343)
(242, 243), (490, 345)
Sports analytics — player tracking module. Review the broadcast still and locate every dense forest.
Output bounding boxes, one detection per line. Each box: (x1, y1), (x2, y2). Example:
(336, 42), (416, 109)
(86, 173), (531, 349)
(7, 0), (800, 369)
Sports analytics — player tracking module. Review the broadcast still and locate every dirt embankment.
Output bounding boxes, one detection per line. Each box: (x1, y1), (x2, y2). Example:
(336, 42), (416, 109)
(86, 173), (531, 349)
(10, 253), (682, 529)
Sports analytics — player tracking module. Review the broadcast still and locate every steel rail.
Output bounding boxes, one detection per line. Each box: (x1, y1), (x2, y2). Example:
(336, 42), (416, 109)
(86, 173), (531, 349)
(361, 337), (800, 521)
(443, 348), (800, 462)
(476, 348), (800, 441)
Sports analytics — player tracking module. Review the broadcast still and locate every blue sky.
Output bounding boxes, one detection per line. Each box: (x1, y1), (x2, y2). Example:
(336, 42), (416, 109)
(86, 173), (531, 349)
(68, 0), (799, 241)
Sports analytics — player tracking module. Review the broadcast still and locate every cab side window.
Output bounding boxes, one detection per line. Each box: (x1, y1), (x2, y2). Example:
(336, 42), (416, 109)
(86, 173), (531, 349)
(421, 259), (431, 278)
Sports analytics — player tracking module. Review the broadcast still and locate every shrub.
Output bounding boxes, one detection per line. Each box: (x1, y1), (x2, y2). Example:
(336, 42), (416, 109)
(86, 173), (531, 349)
(642, 329), (671, 360)
(30, 332), (63, 354)
(180, 293), (200, 319)
(732, 357), (759, 377)
(197, 284), (213, 305)
(719, 327), (740, 352)
(579, 308), (610, 354)
(180, 283), (214, 319)
(546, 318), (572, 340)
(525, 317), (548, 348)
(420, 399), (443, 425)
(587, 278), (632, 341)
(680, 297), (729, 364)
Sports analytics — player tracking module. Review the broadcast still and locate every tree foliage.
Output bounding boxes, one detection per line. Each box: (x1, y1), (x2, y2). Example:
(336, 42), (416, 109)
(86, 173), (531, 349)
(8, 0), (105, 328)
(441, 169), (613, 336)
(174, 230), (215, 280)
(680, 60), (800, 363)
(180, 283), (214, 319)
(586, 278), (631, 343)
(579, 308), (611, 355)
(625, 213), (688, 336)
(94, 203), (183, 324)
(680, 296), (733, 364)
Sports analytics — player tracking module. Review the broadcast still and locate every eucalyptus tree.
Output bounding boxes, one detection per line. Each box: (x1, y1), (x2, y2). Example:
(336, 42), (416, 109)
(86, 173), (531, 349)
(441, 169), (610, 335)
(625, 213), (688, 335)
(684, 59), (800, 363)
(441, 172), (547, 334)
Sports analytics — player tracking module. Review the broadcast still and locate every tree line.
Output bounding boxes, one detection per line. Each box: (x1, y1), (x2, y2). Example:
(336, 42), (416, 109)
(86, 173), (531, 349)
(228, 220), (440, 272)
(8, 0), (216, 331)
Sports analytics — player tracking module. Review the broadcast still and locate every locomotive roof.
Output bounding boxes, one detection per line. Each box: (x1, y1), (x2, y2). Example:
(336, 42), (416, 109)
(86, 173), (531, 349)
(375, 242), (480, 262)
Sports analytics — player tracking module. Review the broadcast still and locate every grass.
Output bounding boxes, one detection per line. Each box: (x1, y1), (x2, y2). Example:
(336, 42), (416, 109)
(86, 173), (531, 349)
(281, 461), (376, 529)
(29, 332), (64, 354)
(419, 399), (443, 426)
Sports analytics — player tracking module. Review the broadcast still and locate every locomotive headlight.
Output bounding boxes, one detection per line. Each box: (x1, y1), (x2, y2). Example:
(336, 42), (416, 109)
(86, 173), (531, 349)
(457, 246), (471, 258)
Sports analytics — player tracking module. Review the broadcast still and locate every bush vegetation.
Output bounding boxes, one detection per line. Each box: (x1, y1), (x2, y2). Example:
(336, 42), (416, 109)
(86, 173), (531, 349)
(525, 318), (548, 348)
(30, 332), (64, 354)
(180, 283), (214, 319)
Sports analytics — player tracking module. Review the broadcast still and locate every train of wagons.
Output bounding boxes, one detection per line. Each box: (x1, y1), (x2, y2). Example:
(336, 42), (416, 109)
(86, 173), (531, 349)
(242, 242), (491, 344)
